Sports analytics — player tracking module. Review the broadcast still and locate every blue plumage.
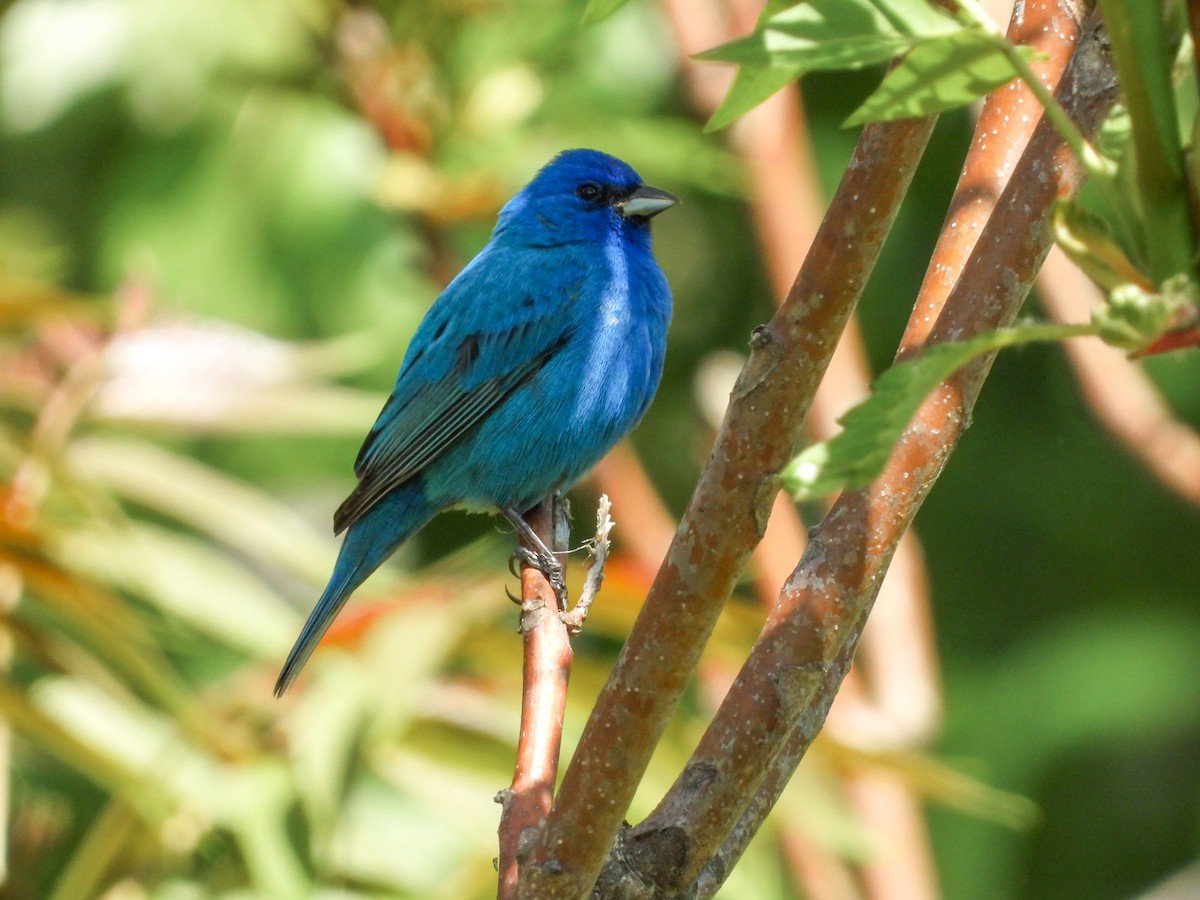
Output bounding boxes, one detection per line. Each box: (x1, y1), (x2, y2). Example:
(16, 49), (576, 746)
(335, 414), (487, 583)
(275, 149), (676, 695)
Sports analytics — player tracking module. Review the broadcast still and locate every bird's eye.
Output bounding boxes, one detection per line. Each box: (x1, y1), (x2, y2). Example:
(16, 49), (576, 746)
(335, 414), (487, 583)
(576, 182), (603, 202)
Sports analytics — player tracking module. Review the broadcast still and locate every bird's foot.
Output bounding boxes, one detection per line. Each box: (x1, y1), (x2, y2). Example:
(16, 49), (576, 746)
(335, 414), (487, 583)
(509, 544), (567, 606)
(502, 503), (569, 608)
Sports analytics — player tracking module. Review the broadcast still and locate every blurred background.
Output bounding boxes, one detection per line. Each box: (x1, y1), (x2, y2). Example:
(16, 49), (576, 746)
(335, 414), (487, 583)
(0, 0), (1197, 898)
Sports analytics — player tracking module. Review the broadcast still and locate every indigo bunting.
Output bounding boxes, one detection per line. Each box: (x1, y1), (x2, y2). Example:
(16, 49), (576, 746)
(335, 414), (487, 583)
(275, 149), (676, 695)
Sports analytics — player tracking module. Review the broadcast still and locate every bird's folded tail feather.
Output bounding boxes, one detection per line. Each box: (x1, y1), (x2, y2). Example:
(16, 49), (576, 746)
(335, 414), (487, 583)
(274, 480), (437, 696)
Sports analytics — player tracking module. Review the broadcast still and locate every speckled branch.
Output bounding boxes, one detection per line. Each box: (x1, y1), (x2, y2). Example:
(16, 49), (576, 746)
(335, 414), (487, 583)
(617, 4), (1114, 897)
(518, 113), (939, 900)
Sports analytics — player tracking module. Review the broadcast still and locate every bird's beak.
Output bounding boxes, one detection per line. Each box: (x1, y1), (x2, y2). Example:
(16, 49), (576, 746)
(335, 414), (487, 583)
(618, 185), (679, 219)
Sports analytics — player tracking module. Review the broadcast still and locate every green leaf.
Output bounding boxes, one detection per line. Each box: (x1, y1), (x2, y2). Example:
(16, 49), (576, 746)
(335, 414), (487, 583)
(845, 31), (1030, 125)
(582, 0), (629, 24)
(706, 64), (804, 133)
(699, 0), (953, 68)
(1051, 200), (1150, 294)
(57, 522), (299, 658)
(14, 548), (197, 718)
(211, 762), (311, 898)
(1093, 276), (1200, 352)
(287, 658), (372, 847)
(49, 802), (141, 900)
(782, 322), (1097, 500)
(872, 750), (1040, 829)
(699, 0), (963, 130)
(0, 679), (170, 819)
(1095, 0), (1194, 282)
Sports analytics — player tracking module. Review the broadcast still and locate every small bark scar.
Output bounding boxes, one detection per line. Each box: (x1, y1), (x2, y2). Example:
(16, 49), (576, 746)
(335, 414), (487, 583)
(752, 475), (780, 540)
(732, 323), (781, 400)
(772, 663), (829, 722)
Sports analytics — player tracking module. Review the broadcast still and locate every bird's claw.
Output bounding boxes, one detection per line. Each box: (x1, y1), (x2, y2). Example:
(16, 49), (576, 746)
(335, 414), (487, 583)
(546, 564), (567, 606)
(509, 544), (567, 607)
(507, 550), (526, 580)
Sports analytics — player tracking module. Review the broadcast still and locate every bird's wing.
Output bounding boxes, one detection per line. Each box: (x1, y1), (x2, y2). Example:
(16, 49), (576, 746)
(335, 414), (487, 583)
(333, 258), (584, 534)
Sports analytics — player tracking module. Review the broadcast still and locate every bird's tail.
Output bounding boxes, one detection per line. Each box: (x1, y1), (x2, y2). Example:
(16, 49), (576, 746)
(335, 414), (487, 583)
(274, 481), (437, 696)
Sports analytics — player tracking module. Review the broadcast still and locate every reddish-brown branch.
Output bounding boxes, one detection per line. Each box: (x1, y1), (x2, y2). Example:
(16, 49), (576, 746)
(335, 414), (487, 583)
(677, 9), (1113, 897)
(898, 0), (1082, 353)
(829, 532), (939, 750)
(814, 0), (1082, 760)
(519, 106), (938, 896)
(665, 5), (944, 894)
(497, 497), (572, 899)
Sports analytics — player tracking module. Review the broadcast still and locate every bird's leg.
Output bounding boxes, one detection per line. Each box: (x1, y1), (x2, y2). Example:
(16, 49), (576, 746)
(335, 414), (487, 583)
(502, 505), (567, 605)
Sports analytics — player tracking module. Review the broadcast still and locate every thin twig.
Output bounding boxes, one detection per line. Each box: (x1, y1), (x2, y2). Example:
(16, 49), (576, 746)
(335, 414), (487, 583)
(561, 494), (612, 633)
(497, 497), (572, 900)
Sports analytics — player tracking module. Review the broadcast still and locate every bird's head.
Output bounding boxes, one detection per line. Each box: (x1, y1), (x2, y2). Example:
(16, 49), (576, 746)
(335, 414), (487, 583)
(496, 149), (677, 247)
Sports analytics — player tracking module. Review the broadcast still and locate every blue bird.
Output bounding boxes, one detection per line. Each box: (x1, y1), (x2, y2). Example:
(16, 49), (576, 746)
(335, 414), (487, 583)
(275, 149), (676, 695)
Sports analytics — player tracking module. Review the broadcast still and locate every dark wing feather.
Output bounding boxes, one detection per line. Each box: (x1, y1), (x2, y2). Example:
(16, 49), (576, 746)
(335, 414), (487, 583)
(333, 322), (573, 534)
(333, 241), (588, 535)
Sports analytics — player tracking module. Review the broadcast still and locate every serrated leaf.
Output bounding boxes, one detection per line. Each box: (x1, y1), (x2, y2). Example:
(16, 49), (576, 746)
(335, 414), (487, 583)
(700, 0), (962, 130)
(846, 31), (1030, 126)
(706, 64), (804, 133)
(782, 323), (1094, 500)
(698, 0), (951, 69)
(582, 0), (628, 24)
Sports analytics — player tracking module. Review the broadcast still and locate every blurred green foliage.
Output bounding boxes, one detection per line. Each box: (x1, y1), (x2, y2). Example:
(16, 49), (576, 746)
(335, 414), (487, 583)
(0, 1), (1196, 899)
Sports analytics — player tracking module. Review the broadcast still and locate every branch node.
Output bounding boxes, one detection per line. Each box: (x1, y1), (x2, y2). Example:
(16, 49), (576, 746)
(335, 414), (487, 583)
(517, 594), (550, 635)
(517, 824), (541, 861)
(596, 824), (690, 898)
(752, 476), (780, 539)
(678, 761), (720, 796)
